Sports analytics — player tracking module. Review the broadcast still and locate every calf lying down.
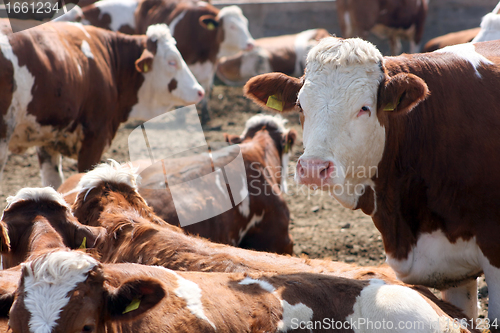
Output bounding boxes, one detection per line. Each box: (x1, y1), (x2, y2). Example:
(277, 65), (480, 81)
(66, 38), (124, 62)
(7, 250), (470, 333)
(52, 162), (474, 326)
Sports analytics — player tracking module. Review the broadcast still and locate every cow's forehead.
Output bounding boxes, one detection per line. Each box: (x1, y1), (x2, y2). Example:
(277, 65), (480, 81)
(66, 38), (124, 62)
(299, 62), (383, 114)
(300, 37), (385, 111)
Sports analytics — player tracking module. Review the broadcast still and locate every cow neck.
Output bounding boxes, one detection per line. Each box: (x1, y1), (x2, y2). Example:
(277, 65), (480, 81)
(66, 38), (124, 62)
(369, 52), (490, 260)
(108, 34), (147, 123)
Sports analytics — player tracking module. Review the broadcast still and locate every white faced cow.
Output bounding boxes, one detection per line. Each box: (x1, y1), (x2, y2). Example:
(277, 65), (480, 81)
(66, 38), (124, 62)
(0, 22), (203, 189)
(245, 37), (500, 325)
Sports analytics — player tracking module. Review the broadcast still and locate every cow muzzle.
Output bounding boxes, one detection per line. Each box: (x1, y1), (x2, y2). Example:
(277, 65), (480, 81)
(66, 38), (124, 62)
(296, 158), (335, 188)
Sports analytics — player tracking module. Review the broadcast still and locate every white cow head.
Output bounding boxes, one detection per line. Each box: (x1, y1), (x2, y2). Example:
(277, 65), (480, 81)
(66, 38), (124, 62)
(200, 5), (255, 58)
(132, 24), (204, 118)
(244, 38), (428, 209)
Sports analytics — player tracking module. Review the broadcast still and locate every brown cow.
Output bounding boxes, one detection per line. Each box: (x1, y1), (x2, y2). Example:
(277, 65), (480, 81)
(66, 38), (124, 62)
(243, 37), (500, 324)
(216, 29), (330, 86)
(67, 0), (254, 121)
(56, 161), (477, 330)
(0, 187), (104, 269)
(336, 0), (428, 55)
(0, 21), (204, 189)
(59, 115), (296, 254)
(9, 250), (474, 333)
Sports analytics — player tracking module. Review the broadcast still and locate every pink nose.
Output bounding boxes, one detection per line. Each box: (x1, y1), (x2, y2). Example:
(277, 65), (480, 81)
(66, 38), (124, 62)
(245, 42), (254, 51)
(296, 159), (334, 187)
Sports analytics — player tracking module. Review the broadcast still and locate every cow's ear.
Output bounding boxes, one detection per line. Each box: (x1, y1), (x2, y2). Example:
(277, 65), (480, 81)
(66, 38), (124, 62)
(74, 225), (106, 250)
(135, 49), (155, 73)
(106, 278), (166, 321)
(199, 15), (219, 30)
(377, 73), (429, 115)
(283, 129), (297, 152)
(244, 73), (303, 112)
(0, 291), (14, 317)
(0, 222), (10, 254)
(224, 133), (242, 144)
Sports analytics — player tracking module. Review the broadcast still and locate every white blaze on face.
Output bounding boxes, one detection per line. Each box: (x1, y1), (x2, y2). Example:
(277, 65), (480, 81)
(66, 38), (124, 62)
(131, 24), (204, 118)
(21, 251), (98, 333)
(217, 6), (255, 58)
(297, 38), (386, 209)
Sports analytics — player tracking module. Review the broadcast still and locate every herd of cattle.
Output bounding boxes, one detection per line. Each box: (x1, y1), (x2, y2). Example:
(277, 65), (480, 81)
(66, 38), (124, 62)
(1, 0), (500, 331)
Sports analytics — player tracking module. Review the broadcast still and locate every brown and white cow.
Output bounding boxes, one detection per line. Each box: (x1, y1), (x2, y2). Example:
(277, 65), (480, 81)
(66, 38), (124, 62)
(59, 115), (296, 254)
(54, 161), (477, 328)
(244, 37), (500, 323)
(216, 29), (330, 86)
(9, 249), (474, 333)
(69, 0), (254, 120)
(336, 0), (428, 55)
(0, 187), (104, 269)
(0, 21), (204, 189)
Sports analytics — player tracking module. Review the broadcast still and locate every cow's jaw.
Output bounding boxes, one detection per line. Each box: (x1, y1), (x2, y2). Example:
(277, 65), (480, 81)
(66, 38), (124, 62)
(295, 48), (385, 209)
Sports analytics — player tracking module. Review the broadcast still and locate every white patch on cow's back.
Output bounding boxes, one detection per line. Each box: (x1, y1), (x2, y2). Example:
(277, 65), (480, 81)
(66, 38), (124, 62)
(22, 251), (98, 333)
(168, 10), (187, 36)
(386, 230), (483, 289)
(239, 277), (276, 292)
(294, 29), (320, 77)
(277, 299), (314, 333)
(237, 211), (264, 245)
(171, 271), (216, 329)
(436, 43), (493, 77)
(65, 22), (91, 38)
(80, 40), (94, 59)
(346, 279), (458, 333)
(95, 0), (137, 32)
(6, 187), (69, 210)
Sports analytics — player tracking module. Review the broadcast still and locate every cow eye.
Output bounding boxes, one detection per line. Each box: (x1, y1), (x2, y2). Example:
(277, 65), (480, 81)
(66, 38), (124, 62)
(82, 325), (94, 333)
(361, 106), (369, 111)
(168, 60), (177, 67)
(358, 106), (371, 117)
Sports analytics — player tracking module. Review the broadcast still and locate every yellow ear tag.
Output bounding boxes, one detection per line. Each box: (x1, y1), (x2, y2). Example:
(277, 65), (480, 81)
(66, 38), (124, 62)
(283, 140), (291, 154)
(207, 22), (215, 30)
(266, 94), (283, 111)
(383, 102), (396, 111)
(123, 298), (141, 314)
(143, 63), (149, 73)
(79, 237), (86, 249)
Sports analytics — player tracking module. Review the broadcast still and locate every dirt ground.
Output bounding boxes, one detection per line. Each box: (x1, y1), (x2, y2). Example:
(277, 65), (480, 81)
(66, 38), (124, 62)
(0, 85), (489, 320)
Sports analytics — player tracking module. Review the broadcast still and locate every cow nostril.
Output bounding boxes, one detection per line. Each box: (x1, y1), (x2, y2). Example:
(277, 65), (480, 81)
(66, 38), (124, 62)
(246, 43), (254, 51)
(198, 90), (204, 98)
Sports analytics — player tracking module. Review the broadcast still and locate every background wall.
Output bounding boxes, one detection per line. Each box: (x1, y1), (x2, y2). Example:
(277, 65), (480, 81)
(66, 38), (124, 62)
(213, 0), (500, 54)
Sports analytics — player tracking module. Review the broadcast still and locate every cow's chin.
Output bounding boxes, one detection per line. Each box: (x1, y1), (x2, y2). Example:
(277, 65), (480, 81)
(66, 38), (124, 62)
(325, 177), (373, 210)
